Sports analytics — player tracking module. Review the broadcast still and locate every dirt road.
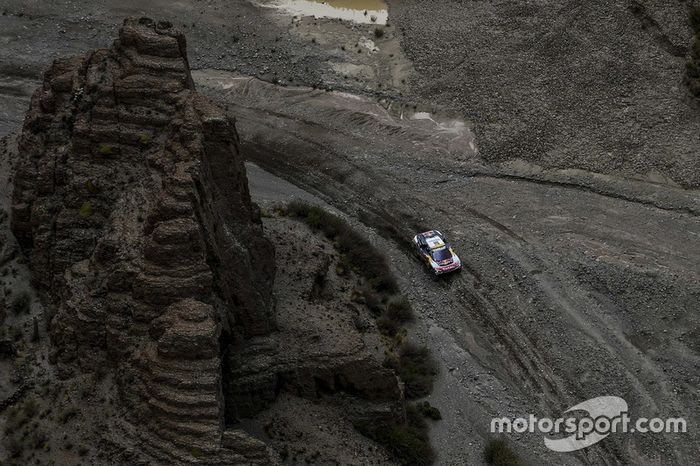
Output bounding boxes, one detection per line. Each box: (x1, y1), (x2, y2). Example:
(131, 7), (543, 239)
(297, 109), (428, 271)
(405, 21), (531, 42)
(205, 74), (700, 465)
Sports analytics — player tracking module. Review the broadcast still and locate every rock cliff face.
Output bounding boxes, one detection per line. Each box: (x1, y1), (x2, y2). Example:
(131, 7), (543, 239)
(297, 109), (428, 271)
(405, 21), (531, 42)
(11, 17), (275, 355)
(8, 17), (405, 465)
(10, 17), (277, 464)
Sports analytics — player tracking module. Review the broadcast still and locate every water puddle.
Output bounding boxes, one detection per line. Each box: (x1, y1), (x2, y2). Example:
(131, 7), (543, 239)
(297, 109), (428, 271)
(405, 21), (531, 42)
(265, 0), (388, 24)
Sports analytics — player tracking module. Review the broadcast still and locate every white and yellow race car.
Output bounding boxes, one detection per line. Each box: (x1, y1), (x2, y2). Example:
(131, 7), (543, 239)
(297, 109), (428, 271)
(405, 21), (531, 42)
(413, 230), (462, 276)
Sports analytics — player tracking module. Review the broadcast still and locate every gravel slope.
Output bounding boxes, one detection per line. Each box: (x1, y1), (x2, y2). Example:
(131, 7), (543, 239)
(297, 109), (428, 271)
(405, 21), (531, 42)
(388, 0), (700, 187)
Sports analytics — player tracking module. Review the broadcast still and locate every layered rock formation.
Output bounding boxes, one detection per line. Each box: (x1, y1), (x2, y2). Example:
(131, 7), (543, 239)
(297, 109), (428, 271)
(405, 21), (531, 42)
(9, 17), (405, 465)
(10, 17), (277, 464)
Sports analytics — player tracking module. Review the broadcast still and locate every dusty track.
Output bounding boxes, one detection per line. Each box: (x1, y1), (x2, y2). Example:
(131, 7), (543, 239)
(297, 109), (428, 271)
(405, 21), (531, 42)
(199, 73), (700, 465)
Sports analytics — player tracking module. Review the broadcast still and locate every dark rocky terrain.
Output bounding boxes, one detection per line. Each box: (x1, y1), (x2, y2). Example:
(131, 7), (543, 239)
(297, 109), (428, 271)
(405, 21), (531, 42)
(0, 1), (698, 465)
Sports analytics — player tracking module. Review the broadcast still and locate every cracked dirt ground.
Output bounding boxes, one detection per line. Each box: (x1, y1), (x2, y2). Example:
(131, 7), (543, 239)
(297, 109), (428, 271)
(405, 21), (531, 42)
(1, 0), (699, 465)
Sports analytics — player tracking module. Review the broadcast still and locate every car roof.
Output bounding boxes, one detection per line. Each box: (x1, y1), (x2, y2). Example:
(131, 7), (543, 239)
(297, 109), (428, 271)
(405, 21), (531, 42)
(425, 235), (445, 249)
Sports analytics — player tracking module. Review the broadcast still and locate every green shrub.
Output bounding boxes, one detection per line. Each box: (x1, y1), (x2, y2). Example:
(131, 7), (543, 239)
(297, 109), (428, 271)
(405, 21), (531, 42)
(377, 297), (413, 337)
(85, 180), (99, 194)
(483, 438), (525, 466)
(97, 144), (113, 155)
(377, 314), (401, 337)
(284, 201), (397, 293)
(79, 201), (93, 218)
(11, 292), (30, 315)
(374, 27), (385, 38)
(355, 404), (434, 466)
(415, 401), (442, 420)
(352, 285), (384, 316)
(386, 296), (413, 323)
(389, 343), (438, 399)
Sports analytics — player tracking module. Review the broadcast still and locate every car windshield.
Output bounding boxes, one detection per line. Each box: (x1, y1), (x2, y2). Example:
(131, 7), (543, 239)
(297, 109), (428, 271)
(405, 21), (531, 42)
(431, 248), (452, 261)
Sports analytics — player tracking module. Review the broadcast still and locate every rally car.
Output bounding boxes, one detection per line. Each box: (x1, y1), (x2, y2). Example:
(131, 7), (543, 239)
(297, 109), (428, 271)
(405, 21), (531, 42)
(413, 230), (462, 276)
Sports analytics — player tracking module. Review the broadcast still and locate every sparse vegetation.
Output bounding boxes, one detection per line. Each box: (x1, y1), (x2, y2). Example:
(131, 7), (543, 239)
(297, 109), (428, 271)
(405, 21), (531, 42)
(377, 313), (402, 337)
(97, 144), (113, 155)
(285, 201), (397, 292)
(85, 179), (99, 194)
(686, 5), (700, 96)
(355, 404), (434, 466)
(282, 201), (440, 460)
(415, 401), (442, 420)
(385, 296), (413, 323)
(79, 201), (93, 218)
(483, 438), (525, 466)
(384, 343), (437, 399)
(3, 397), (39, 461)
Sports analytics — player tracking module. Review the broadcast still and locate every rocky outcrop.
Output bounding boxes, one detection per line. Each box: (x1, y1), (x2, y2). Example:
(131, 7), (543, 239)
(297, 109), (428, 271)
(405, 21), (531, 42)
(11, 18), (274, 351)
(134, 299), (274, 464)
(10, 17), (276, 464)
(9, 16), (405, 465)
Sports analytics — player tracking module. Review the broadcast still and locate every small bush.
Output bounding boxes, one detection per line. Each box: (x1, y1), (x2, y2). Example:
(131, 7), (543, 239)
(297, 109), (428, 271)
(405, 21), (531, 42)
(79, 201), (93, 218)
(389, 343), (438, 399)
(11, 292), (30, 315)
(386, 296), (413, 323)
(355, 404), (434, 466)
(85, 180), (99, 194)
(97, 144), (113, 155)
(377, 314), (401, 337)
(483, 438), (525, 466)
(353, 285), (384, 316)
(374, 27), (385, 38)
(415, 401), (442, 420)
